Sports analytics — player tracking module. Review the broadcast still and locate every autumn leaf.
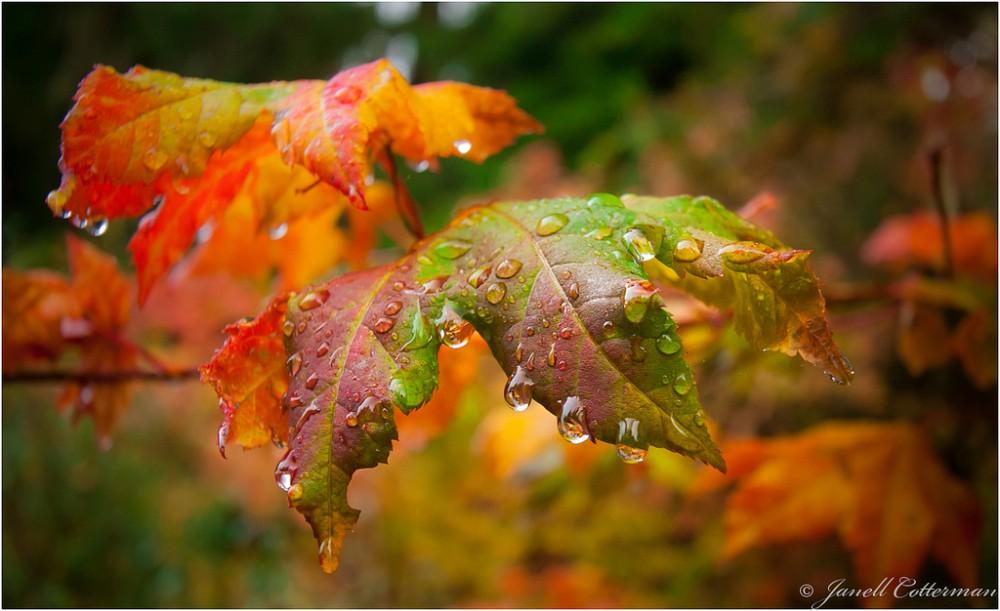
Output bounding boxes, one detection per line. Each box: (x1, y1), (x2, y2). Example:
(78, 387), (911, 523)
(199, 294), (290, 454)
(3, 236), (138, 441)
(691, 422), (981, 607)
(862, 211), (998, 281)
(204, 193), (849, 572)
(624, 194), (854, 384)
(47, 60), (541, 301)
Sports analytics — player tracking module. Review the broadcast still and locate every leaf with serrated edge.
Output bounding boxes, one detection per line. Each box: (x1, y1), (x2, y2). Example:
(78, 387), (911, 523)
(212, 194), (850, 572)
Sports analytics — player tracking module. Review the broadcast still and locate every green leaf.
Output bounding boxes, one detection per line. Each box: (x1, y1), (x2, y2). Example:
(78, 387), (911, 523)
(267, 193), (850, 572)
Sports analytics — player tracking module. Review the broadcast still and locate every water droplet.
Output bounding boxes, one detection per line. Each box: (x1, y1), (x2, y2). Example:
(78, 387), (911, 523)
(299, 289), (329, 311)
(495, 259), (522, 279)
(485, 282), (507, 304)
(673, 372), (692, 395)
(586, 192), (624, 208)
(282, 319), (295, 336)
(87, 217), (109, 236)
(392, 281), (405, 292)
(434, 239), (471, 260)
(345, 411), (359, 427)
(305, 373), (320, 390)
(602, 320), (616, 337)
(453, 139), (472, 154)
(616, 417), (647, 464)
(437, 303), (473, 348)
(558, 396), (590, 444)
(275, 451), (295, 491)
(586, 226), (612, 240)
(623, 228), (656, 263)
(621, 279), (657, 323)
(333, 85), (362, 104)
(718, 243), (767, 264)
(374, 317), (395, 334)
(143, 148), (169, 171)
(384, 300), (402, 316)
(286, 352), (303, 376)
(546, 344), (557, 367)
(288, 483), (304, 502)
(504, 365), (534, 412)
(316, 342), (330, 357)
(468, 265), (491, 288)
(536, 213), (569, 236)
(559, 328), (573, 340)
(566, 282), (580, 300)
(71, 215), (89, 230)
(656, 334), (682, 355)
(525, 327), (536, 337)
(46, 189), (68, 216)
(268, 222), (289, 240)
(196, 221), (214, 243)
(673, 238), (704, 263)
(514, 342), (524, 362)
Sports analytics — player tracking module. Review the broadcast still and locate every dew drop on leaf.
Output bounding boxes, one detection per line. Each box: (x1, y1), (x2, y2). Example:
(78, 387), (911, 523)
(287, 483), (304, 502)
(437, 303), (473, 348)
(586, 226), (612, 240)
(305, 373), (319, 390)
(504, 365), (534, 412)
(485, 282), (507, 304)
(586, 192), (623, 208)
(282, 319), (295, 336)
(373, 317), (395, 334)
(286, 352), (303, 377)
(299, 289), (329, 311)
(384, 300), (403, 316)
(495, 258), (522, 279)
(673, 372), (692, 395)
(316, 342), (330, 357)
(623, 228), (656, 263)
(621, 279), (656, 323)
(142, 148), (169, 171)
(467, 265), (492, 288)
(656, 334), (681, 355)
(673, 238), (704, 263)
(434, 239), (472, 260)
(268, 222), (289, 240)
(536, 213), (569, 236)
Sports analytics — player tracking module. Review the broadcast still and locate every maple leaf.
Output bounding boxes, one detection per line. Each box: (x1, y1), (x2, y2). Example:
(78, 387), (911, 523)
(46, 60), (541, 301)
(691, 422), (981, 608)
(3, 236), (137, 441)
(199, 294), (290, 454)
(862, 211), (998, 281)
(203, 193), (849, 572)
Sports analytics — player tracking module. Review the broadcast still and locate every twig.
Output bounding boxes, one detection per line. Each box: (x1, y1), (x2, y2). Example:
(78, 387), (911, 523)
(3, 368), (201, 384)
(928, 147), (955, 278)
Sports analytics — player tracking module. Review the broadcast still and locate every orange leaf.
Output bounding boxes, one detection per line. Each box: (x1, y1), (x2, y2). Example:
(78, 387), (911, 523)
(49, 61), (540, 301)
(863, 211), (998, 280)
(693, 422), (980, 607)
(270, 59), (542, 208)
(2, 268), (80, 367)
(200, 294), (290, 454)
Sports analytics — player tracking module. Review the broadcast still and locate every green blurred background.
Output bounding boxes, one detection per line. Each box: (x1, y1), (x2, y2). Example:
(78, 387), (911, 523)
(3, 3), (997, 607)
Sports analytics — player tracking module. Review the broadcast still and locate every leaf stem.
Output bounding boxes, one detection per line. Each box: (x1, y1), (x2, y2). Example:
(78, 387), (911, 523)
(929, 147), (955, 278)
(3, 368), (201, 384)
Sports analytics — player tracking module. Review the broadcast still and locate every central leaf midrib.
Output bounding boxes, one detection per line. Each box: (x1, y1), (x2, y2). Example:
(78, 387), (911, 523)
(480, 206), (694, 447)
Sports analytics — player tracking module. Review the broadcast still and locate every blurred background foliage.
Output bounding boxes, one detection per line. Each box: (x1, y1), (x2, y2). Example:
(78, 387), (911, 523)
(3, 3), (997, 607)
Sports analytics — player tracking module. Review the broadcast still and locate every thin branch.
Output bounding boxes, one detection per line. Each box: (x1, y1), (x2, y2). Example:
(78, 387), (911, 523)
(928, 147), (955, 278)
(3, 368), (201, 384)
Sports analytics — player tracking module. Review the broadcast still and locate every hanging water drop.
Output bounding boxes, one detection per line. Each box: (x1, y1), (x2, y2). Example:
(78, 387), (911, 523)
(268, 222), (289, 240)
(87, 217), (109, 236)
(287, 483), (304, 502)
(453, 139), (472, 154)
(504, 365), (534, 412)
(616, 417), (647, 464)
(557, 396), (590, 444)
(318, 536), (339, 574)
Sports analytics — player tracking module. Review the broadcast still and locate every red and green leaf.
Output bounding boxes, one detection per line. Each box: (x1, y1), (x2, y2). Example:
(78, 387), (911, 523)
(204, 193), (850, 572)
